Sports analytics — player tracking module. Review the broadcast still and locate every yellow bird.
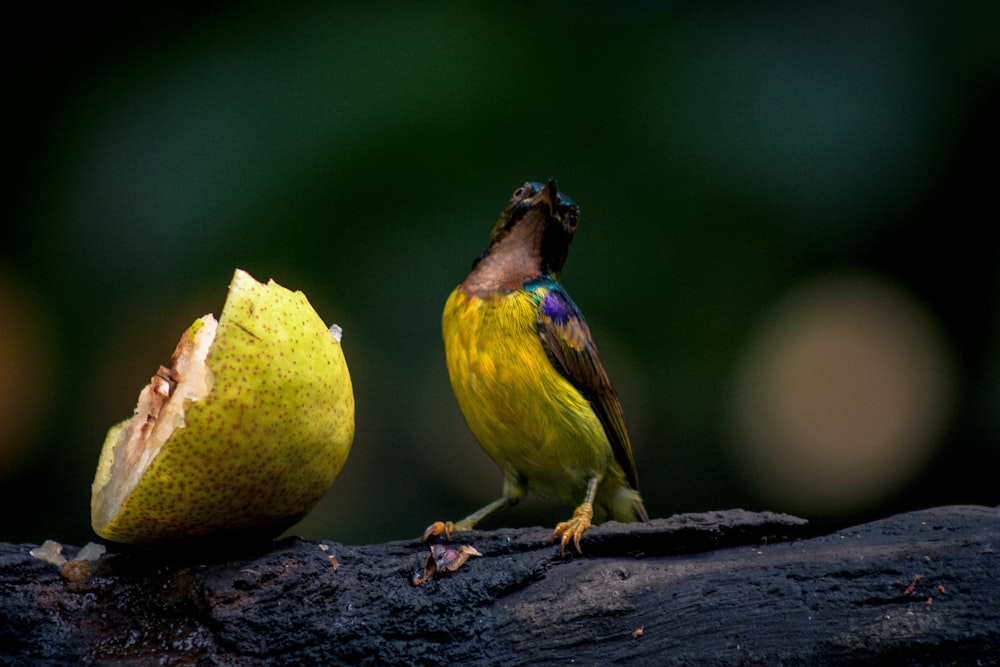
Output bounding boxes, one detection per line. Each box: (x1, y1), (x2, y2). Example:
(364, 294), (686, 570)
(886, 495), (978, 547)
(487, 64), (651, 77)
(425, 180), (648, 554)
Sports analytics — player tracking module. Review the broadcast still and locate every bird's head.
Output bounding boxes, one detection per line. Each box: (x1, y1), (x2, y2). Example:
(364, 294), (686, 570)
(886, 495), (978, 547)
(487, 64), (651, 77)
(482, 179), (579, 277)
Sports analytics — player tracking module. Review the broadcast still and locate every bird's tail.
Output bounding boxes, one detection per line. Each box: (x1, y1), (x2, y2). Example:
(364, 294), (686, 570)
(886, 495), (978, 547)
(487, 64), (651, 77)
(608, 485), (649, 523)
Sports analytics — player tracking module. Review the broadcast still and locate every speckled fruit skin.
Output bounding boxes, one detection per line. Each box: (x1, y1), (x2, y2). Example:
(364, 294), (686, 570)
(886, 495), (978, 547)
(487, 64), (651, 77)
(91, 269), (354, 543)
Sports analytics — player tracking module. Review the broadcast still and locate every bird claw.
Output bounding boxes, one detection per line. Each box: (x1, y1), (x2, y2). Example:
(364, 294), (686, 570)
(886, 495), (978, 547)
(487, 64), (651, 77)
(422, 520), (457, 543)
(551, 503), (594, 556)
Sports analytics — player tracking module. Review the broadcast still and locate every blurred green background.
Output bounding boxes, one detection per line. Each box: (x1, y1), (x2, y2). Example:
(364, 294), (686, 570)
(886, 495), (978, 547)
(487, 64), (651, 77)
(3, 2), (998, 547)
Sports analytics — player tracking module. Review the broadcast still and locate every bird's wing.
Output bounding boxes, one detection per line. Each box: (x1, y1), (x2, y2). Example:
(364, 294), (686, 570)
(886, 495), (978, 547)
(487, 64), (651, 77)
(534, 282), (640, 490)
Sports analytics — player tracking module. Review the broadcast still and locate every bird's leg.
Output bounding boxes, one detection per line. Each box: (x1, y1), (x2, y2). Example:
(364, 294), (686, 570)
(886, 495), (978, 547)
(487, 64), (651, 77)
(551, 474), (601, 556)
(423, 478), (525, 542)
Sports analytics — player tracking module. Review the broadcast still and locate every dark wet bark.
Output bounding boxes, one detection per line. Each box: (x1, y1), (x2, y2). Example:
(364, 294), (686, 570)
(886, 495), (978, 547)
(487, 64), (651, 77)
(2, 506), (997, 666)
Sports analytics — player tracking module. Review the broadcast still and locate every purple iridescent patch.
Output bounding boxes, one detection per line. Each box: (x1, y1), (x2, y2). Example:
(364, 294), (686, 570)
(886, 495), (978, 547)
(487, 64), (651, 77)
(541, 288), (579, 325)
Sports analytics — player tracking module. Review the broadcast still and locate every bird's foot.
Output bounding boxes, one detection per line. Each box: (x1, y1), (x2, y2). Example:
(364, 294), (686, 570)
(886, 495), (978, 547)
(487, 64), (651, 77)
(422, 521), (458, 542)
(551, 502), (594, 556)
(423, 518), (477, 542)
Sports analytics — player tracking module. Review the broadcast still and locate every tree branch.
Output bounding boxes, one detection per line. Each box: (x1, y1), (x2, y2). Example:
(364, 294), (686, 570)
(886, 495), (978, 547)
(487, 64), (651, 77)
(2, 506), (997, 665)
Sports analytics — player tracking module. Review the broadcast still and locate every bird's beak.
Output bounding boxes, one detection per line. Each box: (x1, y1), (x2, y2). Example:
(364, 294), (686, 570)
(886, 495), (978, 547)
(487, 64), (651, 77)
(527, 178), (559, 218)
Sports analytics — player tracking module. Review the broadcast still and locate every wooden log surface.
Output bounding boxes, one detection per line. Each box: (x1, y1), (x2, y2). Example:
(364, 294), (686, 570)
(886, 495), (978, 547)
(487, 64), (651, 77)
(1, 505), (997, 666)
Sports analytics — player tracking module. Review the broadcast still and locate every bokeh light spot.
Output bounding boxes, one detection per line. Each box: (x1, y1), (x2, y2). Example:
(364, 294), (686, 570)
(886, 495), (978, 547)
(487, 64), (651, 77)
(0, 268), (58, 475)
(727, 271), (956, 516)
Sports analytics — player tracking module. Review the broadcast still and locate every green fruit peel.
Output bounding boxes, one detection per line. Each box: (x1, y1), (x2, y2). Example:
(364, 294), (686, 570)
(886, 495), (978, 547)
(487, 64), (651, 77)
(91, 269), (355, 543)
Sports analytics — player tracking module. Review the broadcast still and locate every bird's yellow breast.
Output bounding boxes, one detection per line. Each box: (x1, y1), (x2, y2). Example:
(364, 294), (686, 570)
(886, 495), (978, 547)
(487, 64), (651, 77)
(442, 287), (613, 497)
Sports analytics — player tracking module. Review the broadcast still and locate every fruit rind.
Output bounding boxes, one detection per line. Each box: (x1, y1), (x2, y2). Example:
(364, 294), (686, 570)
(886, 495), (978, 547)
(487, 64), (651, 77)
(91, 269), (354, 543)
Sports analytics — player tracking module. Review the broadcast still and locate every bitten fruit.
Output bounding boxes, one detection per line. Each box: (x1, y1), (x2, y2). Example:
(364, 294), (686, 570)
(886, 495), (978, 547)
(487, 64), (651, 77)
(91, 269), (354, 543)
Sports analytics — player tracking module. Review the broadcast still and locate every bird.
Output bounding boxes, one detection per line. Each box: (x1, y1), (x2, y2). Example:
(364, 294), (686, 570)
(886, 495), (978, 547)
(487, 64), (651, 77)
(424, 179), (648, 555)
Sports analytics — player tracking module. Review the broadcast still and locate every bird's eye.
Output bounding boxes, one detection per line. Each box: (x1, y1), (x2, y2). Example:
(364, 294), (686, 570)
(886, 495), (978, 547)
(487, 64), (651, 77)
(564, 209), (579, 231)
(512, 187), (525, 199)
